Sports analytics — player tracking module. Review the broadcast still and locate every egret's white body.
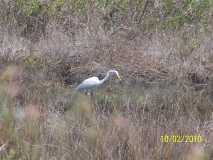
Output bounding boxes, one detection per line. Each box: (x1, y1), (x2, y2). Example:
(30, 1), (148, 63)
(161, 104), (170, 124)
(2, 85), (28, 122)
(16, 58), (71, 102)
(76, 70), (121, 92)
(76, 77), (101, 91)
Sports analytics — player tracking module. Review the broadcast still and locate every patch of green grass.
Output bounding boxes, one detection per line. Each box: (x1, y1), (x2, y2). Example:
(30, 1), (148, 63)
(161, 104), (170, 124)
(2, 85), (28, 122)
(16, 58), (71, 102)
(16, 0), (41, 16)
(47, 0), (65, 15)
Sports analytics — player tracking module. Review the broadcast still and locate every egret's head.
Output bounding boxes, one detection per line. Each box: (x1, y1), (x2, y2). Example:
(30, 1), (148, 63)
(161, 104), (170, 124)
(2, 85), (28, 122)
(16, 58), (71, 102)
(108, 69), (121, 80)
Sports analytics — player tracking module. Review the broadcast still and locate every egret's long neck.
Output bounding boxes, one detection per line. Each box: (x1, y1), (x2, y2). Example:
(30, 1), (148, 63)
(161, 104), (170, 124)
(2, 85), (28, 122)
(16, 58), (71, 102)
(100, 72), (110, 84)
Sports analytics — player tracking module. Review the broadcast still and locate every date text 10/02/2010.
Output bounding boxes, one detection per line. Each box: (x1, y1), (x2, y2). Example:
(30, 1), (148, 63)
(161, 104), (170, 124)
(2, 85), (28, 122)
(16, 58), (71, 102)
(160, 135), (203, 143)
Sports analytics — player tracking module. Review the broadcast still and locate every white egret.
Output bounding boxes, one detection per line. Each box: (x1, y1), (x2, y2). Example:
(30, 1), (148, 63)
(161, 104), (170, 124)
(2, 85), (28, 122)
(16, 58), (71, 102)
(76, 69), (121, 92)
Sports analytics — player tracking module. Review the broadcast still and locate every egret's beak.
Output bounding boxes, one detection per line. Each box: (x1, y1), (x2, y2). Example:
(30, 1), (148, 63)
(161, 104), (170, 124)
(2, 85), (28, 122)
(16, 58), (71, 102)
(117, 75), (122, 81)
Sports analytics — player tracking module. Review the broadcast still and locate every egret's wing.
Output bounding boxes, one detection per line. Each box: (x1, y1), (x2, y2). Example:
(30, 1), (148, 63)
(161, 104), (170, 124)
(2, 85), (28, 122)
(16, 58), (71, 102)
(82, 77), (100, 85)
(76, 77), (100, 91)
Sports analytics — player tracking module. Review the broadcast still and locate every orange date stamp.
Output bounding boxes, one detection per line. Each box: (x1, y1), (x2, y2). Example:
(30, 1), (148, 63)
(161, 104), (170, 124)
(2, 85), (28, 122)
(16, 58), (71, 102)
(160, 135), (203, 143)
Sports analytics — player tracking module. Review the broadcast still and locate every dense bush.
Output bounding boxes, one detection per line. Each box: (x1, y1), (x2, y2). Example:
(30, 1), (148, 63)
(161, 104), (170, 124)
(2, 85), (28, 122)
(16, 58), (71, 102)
(0, 0), (212, 40)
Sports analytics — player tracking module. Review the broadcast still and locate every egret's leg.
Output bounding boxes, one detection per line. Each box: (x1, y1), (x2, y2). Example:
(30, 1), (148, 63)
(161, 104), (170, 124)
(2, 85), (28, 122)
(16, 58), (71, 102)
(90, 91), (97, 111)
(90, 91), (94, 106)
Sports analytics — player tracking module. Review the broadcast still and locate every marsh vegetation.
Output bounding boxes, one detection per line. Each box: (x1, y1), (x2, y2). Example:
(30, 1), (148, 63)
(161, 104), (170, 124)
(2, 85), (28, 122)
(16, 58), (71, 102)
(0, 0), (213, 159)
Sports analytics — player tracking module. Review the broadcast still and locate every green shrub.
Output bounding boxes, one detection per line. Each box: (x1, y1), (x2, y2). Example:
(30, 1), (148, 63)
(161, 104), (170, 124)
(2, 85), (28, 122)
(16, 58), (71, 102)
(161, 0), (211, 29)
(47, 0), (65, 15)
(16, 0), (41, 16)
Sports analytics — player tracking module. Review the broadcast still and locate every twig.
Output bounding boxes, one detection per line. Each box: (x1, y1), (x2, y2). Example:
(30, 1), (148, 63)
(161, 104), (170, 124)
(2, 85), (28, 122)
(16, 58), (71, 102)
(138, 0), (149, 24)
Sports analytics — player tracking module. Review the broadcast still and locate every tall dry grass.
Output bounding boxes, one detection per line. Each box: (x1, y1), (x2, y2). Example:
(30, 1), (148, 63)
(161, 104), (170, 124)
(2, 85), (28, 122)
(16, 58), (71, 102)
(0, 64), (212, 159)
(0, 0), (213, 159)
